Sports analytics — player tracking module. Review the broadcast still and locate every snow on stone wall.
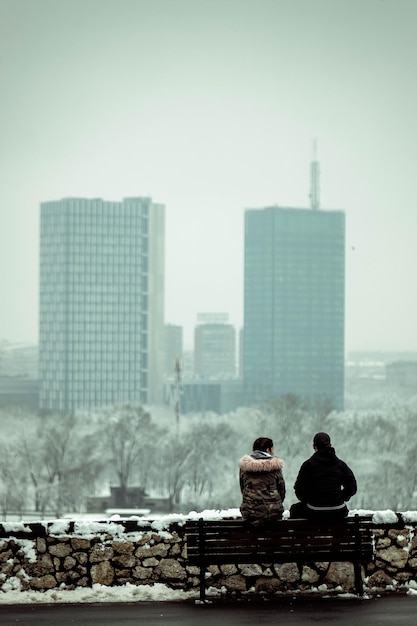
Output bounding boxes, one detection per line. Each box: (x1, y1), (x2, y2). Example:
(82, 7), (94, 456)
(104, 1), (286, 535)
(0, 510), (417, 597)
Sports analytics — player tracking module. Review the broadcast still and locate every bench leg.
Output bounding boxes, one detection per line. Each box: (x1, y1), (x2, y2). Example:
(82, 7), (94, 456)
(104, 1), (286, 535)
(199, 564), (206, 602)
(354, 561), (364, 596)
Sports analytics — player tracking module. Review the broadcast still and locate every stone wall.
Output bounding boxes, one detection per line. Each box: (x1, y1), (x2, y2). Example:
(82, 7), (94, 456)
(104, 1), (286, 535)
(0, 513), (416, 597)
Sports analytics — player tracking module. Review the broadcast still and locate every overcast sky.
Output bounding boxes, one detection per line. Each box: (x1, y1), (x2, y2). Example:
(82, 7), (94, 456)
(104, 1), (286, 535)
(1, 0), (416, 352)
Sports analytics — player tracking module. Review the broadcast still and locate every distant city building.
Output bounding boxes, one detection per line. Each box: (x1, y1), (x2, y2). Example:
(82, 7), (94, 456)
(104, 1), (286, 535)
(0, 377), (39, 408)
(174, 379), (244, 414)
(39, 197), (165, 412)
(194, 313), (236, 379)
(243, 205), (345, 409)
(164, 324), (183, 377)
(385, 361), (417, 388)
(238, 327), (244, 378)
(0, 342), (38, 378)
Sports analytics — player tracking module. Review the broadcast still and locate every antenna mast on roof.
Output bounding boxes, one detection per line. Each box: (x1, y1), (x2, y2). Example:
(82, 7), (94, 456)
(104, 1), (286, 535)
(310, 139), (320, 210)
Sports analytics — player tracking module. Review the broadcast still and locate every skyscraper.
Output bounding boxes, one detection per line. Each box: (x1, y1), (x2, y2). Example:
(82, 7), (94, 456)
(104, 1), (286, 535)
(194, 313), (236, 379)
(39, 197), (165, 412)
(164, 324), (183, 377)
(243, 205), (345, 409)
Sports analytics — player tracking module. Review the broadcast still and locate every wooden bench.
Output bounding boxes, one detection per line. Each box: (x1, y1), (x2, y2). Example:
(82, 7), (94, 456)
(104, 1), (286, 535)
(185, 515), (373, 601)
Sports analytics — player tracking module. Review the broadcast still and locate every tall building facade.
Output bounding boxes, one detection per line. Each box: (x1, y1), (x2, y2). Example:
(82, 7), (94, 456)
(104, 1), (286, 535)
(194, 313), (236, 379)
(164, 324), (183, 377)
(243, 206), (345, 409)
(39, 197), (165, 412)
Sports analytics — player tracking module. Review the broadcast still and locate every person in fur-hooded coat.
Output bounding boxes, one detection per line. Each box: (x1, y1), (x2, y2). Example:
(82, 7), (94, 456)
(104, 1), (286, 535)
(239, 437), (285, 528)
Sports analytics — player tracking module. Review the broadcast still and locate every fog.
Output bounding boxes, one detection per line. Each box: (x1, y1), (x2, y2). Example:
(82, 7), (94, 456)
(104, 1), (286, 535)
(0, 0), (416, 351)
(1, 394), (417, 518)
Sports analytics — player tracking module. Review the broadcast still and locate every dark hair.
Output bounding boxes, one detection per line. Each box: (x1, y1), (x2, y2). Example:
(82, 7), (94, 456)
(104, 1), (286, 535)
(253, 437), (273, 452)
(313, 432), (331, 450)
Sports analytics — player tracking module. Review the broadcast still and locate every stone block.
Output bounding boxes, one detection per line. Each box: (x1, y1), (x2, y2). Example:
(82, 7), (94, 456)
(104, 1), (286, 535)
(367, 569), (393, 587)
(49, 542), (72, 558)
(169, 543), (181, 556)
(217, 574), (246, 593)
(30, 574), (57, 590)
(135, 543), (168, 558)
(273, 563), (300, 583)
(393, 571), (412, 582)
(113, 541), (135, 555)
(71, 538), (91, 551)
(113, 554), (136, 568)
(207, 565), (220, 576)
(239, 564), (263, 576)
(302, 565), (320, 584)
(142, 557), (159, 567)
(90, 545), (114, 562)
(0, 561), (14, 576)
(0, 549), (13, 563)
(378, 545), (409, 569)
(36, 538), (47, 554)
(325, 562), (355, 590)
(219, 564), (237, 576)
(91, 560), (114, 585)
(63, 556), (77, 570)
(254, 577), (282, 594)
(74, 552), (88, 565)
(25, 553), (54, 577)
(388, 529), (410, 547)
(376, 537), (391, 549)
(133, 565), (153, 580)
(155, 558), (186, 581)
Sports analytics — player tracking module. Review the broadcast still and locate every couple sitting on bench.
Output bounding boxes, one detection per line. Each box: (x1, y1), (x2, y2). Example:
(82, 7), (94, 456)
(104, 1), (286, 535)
(239, 432), (357, 528)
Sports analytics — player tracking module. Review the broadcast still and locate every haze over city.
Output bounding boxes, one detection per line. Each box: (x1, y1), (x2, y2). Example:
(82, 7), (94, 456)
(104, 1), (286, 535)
(1, 0), (416, 352)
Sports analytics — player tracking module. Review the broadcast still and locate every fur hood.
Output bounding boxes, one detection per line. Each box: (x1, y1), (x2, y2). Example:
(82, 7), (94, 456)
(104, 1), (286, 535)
(239, 454), (284, 473)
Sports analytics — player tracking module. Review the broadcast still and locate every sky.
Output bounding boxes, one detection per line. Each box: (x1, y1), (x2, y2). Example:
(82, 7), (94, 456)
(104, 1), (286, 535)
(0, 0), (416, 352)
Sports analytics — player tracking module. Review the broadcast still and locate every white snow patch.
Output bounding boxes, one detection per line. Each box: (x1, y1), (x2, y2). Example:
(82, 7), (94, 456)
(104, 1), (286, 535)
(0, 582), (198, 605)
(14, 539), (37, 563)
(372, 510), (399, 524)
(406, 589), (417, 596)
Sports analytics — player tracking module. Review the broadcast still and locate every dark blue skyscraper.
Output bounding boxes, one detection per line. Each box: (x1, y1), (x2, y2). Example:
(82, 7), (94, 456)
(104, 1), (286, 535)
(243, 205), (345, 409)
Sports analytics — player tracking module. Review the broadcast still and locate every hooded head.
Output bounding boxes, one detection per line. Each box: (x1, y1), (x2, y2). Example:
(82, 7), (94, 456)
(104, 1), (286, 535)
(313, 432), (331, 450)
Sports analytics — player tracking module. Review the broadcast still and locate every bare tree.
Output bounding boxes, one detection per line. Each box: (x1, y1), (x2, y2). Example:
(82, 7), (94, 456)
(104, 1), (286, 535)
(0, 440), (28, 519)
(95, 404), (155, 507)
(21, 413), (104, 516)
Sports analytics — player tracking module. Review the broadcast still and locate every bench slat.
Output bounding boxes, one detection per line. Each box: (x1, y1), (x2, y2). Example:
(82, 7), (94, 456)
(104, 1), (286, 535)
(185, 516), (373, 601)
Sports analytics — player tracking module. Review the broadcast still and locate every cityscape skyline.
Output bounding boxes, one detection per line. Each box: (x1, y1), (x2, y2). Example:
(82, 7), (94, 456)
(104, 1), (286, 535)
(1, 1), (416, 353)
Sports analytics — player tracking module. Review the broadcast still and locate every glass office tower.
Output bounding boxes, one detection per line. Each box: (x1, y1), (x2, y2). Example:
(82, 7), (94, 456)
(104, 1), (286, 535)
(39, 197), (165, 412)
(243, 206), (345, 410)
(194, 313), (236, 379)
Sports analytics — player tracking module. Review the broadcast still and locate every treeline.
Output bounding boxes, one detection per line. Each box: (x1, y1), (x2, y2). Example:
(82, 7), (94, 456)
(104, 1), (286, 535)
(0, 395), (416, 518)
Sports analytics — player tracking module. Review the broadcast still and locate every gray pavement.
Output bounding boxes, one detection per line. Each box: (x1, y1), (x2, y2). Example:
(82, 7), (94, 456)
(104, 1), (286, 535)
(0, 594), (416, 625)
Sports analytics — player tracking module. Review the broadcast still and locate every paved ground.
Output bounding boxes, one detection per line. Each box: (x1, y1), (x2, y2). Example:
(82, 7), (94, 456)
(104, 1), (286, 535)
(0, 594), (416, 625)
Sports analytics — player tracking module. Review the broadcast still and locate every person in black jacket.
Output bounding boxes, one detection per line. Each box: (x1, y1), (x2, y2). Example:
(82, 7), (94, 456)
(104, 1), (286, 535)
(290, 432), (357, 520)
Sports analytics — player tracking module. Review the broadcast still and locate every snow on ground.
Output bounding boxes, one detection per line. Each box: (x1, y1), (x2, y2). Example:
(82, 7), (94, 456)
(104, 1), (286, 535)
(0, 583), (199, 605)
(1, 508), (417, 605)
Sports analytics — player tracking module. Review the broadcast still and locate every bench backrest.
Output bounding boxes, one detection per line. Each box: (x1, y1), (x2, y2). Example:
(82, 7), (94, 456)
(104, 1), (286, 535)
(186, 516), (374, 566)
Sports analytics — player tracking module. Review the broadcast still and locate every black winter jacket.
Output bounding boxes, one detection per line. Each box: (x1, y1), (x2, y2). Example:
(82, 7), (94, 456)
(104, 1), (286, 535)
(294, 447), (357, 509)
